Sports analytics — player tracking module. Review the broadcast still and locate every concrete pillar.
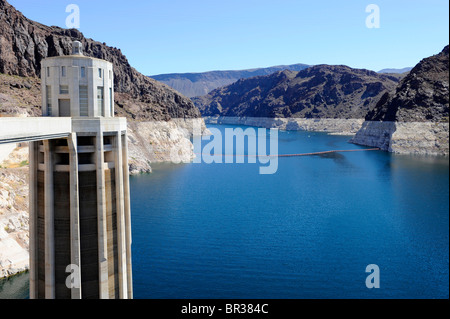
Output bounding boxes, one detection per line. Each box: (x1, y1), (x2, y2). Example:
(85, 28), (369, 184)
(28, 141), (39, 299)
(43, 140), (55, 299)
(114, 132), (128, 298)
(122, 132), (133, 299)
(68, 133), (82, 298)
(95, 131), (109, 298)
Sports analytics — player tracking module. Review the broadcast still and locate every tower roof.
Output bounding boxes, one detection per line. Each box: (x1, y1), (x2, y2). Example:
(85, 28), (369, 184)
(72, 41), (83, 56)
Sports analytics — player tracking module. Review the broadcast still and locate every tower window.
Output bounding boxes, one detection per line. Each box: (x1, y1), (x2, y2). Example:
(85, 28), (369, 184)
(79, 85), (88, 116)
(110, 87), (113, 116)
(81, 67), (86, 78)
(97, 86), (104, 116)
(47, 67), (50, 77)
(60, 85), (69, 94)
(46, 85), (52, 116)
(98, 68), (102, 78)
(61, 66), (66, 77)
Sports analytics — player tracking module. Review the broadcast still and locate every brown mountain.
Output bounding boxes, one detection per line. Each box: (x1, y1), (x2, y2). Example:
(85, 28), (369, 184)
(0, 0), (200, 121)
(366, 45), (449, 123)
(193, 65), (401, 119)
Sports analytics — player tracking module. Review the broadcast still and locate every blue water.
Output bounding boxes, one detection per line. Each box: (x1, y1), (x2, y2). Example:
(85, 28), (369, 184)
(131, 124), (449, 299)
(0, 272), (29, 299)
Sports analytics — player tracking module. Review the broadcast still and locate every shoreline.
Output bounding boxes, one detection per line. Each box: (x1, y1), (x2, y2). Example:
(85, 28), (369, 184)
(204, 116), (449, 156)
(203, 116), (365, 135)
(0, 269), (28, 281)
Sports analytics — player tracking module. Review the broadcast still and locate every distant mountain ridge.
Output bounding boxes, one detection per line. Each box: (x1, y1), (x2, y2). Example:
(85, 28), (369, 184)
(378, 67), (413, 74)
(193, 64), (401, 120)
(150, 63), (310, 98)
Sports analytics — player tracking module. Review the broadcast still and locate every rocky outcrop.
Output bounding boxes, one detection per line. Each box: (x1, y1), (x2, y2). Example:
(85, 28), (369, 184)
(0, 73), (41, 116)
(352, 45), (449, 155)
(351, 121), (396, 151)
(351, 121), (449, 155)
(194, 65), (400, 120)
(128, 118), (210, 174)
(150, 63), (310, 98)
(367, 46), (449, 123)
(0, 147), (29, 278)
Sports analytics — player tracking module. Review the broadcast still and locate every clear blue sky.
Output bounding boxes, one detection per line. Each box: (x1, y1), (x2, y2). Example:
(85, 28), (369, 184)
(8, 0), (449, 75)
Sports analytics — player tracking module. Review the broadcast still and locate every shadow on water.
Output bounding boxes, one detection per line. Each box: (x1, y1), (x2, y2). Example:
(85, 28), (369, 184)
(314, 152), (345, 160)
(311, 151), (358, 168)
(0, 272), (29, 299)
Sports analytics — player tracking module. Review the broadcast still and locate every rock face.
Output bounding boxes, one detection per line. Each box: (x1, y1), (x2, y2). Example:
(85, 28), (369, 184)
(352, 46), (449, 155)
(127, 118), (210, 174)
(0, 147), (29, 279)
(0, 0), (201, 121)
(150, 63), (310, 98)
(367, 46), (449, 123)
(0, 73), (41, 116)
(194, 65), (401, 121)
(351, 121), (449, 155)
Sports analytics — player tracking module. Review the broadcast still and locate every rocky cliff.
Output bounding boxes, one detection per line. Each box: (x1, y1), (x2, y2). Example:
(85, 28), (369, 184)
(194, 65), (401, 121)
(352, 46), (449, 155)
(366, 46), (449, 123)
(0, 146), (29, 278)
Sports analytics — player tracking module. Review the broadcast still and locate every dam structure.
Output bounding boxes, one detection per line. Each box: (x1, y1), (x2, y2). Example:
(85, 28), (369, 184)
(1, 41), (133, 299)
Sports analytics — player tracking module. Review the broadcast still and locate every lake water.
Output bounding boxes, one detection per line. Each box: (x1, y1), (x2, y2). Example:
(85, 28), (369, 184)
(2, 124), (449, 299)
(131, 124), (449, 299)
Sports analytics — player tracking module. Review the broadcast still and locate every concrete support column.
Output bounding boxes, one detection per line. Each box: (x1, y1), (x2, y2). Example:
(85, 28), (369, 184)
(43, 140), (55, 299)
(122, 132), (133, 299)
(28, 141), (39, 299)
(68, 133), (82, 299)
(114, 132), (127, 298)
(95, 131), (109, 298)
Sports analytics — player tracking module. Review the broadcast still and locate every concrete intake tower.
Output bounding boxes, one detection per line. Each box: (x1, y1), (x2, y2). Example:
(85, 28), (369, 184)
(28, 41), (133, 299)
